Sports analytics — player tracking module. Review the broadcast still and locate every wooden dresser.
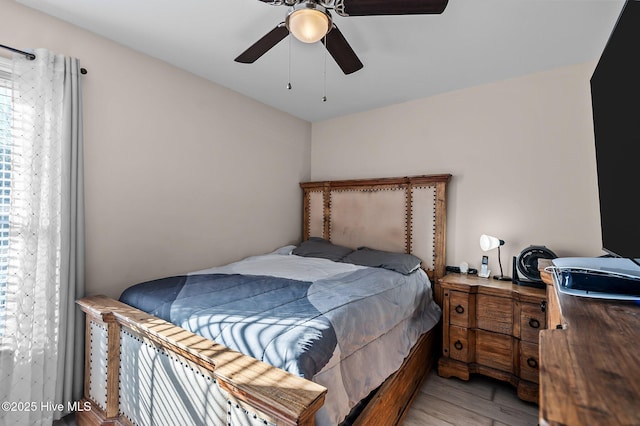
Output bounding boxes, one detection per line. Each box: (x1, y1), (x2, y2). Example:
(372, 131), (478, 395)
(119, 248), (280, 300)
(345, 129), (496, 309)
(437, 273), (547, 403)
(539, 266), (640, 425)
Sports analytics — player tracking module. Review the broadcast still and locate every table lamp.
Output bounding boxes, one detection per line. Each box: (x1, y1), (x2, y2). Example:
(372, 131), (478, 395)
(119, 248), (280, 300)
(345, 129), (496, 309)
(480, 234), (511, 281)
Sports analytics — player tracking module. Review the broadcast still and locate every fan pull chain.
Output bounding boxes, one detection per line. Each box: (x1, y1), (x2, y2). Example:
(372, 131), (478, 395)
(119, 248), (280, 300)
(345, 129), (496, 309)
(322, 35), (327, 102)
(287, 34), (292, 90)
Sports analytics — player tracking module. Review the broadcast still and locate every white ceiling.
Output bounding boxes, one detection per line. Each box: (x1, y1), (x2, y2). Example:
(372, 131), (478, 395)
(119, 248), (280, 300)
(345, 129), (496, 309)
(16, 0), (625, 122)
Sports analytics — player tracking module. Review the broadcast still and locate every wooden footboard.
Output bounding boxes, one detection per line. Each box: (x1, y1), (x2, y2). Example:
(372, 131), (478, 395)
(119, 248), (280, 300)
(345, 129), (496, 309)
(76, 296), (438, 426)
(76, 295), (327, 426)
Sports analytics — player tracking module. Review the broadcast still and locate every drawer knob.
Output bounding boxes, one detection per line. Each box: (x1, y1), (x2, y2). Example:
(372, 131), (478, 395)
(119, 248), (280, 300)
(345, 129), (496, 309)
(527, 357), (538, 369)
(529, 318), (540, 329)
(454, 340), (463, 350)
(455, 304), (465, 314)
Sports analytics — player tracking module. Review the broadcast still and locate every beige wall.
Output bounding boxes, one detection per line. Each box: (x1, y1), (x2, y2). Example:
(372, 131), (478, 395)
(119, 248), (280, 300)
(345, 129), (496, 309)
(2, 0), (605, 291)
(1, 0), (312, 298)
(311, 62), (603, 277)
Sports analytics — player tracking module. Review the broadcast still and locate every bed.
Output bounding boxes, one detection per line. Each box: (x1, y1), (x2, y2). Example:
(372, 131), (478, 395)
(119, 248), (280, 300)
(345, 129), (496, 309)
(76, 174), (451, 426)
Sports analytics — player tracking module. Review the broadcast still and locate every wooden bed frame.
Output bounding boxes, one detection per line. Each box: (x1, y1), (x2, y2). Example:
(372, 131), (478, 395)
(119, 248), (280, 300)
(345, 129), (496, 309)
(76, 174), (451, 426)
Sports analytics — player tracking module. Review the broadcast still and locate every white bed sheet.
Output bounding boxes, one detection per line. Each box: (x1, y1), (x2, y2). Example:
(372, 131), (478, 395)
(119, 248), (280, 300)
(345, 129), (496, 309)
(190, 245), (367, 281)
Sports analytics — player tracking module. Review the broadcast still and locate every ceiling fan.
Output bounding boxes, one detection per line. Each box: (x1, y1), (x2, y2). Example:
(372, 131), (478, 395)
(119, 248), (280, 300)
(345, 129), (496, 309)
(235, 0), (449, 75)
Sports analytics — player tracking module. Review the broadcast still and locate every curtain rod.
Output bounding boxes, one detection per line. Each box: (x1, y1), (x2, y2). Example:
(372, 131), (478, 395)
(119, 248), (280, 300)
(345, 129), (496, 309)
(1, 43), (36, 60)
(0, 43), (88, 74)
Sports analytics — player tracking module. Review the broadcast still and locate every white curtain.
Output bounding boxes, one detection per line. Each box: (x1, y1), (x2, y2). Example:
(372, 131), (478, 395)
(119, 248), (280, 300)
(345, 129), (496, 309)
(0, 48), (85, 425)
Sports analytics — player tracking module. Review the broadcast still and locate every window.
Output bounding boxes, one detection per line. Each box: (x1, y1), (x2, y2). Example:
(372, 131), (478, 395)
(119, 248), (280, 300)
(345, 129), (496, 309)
(0, 57), (11, 336)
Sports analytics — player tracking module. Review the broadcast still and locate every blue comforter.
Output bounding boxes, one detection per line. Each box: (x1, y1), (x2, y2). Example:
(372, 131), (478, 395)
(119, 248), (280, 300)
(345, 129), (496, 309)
(119, 257), (441, 425)
(120, 273), (337, 379)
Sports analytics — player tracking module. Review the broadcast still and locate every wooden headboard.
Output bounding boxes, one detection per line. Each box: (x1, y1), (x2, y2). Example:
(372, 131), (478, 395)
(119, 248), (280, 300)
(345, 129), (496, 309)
(300, 174), (451, 303)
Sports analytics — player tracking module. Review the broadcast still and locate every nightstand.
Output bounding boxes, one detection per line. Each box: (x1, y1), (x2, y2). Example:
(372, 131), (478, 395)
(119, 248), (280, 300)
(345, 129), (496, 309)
(437, 273), (547, 403)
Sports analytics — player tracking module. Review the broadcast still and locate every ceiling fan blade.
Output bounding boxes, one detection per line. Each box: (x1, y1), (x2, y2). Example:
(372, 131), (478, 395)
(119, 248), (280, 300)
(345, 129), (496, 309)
(334, 0), (448, 16)
(322, 25), (364, 75)
(235, 23), (289, 64)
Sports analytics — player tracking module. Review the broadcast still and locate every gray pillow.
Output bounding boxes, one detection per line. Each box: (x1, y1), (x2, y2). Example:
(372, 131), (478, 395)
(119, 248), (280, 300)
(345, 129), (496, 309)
(341, 247), (422, 275)
(292, 237), (354, 262)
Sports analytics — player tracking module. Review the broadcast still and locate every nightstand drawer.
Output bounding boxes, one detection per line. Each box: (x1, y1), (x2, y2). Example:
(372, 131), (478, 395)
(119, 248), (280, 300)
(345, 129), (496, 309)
(519, 341), (540, 383)
(520, 302), (546, 343)
(476, 330), (514, 373)
(477, 294), (512, 335)
(448, 325), (473, 362)
(449, 290), (471, 327)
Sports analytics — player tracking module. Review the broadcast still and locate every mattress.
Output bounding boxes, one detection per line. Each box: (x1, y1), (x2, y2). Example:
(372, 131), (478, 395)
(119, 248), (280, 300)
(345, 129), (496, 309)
(119, 246), (441, 425)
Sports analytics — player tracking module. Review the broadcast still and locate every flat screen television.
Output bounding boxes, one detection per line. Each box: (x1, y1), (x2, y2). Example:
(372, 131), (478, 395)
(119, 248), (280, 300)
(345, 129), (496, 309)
(590, 0), (640, 263)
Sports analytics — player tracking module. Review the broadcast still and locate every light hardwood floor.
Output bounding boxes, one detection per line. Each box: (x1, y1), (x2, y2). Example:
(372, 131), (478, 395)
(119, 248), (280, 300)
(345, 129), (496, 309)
(404, 370), (539, 426)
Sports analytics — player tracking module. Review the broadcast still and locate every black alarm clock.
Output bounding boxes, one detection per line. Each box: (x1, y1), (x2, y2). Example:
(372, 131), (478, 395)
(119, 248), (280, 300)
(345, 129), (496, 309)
(512, 245), (557, 288)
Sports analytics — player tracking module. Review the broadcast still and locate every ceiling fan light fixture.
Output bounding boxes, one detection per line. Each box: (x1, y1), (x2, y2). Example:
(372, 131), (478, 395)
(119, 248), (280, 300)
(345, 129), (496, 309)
(286, 3), (331, 43)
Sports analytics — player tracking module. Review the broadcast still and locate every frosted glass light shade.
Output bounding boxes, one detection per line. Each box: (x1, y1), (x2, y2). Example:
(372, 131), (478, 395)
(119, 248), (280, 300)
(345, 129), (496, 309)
(287, 8), (330, 43)
(480, 234), (504, 251)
